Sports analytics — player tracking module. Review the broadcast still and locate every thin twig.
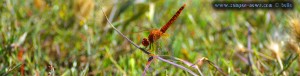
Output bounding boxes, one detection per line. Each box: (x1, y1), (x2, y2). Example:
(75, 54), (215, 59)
(205, 60), (228, 76)
(247, 25), (254, 67)
(142, 56), (154, 76)
(156, 56), (199, 76)
(159, 56), (204, 76)
(101, 0), (118, 42)
(180, 57), (205, 76)
(100, 6), (150, 55)
(246, 24), (256, 75)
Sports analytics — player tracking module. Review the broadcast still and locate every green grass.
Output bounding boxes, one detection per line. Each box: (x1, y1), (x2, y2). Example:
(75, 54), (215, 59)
(1, 0), (300, 75)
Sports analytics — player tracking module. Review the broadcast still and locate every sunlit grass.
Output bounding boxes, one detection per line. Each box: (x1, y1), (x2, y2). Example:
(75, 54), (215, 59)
(1, 0), (300, 75)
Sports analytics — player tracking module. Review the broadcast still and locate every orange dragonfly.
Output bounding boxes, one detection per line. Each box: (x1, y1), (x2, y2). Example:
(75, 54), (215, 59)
(142, 4), (186, 49)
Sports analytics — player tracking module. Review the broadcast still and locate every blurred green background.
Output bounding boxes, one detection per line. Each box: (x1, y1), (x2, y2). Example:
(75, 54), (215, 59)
(1, 0), (300, 75)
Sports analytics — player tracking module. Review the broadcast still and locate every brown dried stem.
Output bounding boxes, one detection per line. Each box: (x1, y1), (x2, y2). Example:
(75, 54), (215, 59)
(101, 6), (150, 55)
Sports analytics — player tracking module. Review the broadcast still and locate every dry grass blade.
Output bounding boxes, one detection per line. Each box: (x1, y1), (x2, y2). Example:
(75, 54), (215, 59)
(157, 56), (204, 76)
(175, 57), (205, 76)
(278, 54), (298, 75)
(247, 25), (254, 67)
(205, 60), (227, 76)
(156, 56), (199, 76)
(1, 63), (23, 76)
(189, 57), (226, 76)
(142, 56), (154, 76)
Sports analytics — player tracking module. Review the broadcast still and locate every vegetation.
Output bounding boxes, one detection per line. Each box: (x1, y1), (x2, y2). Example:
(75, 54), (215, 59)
(1, 0), (300, 76)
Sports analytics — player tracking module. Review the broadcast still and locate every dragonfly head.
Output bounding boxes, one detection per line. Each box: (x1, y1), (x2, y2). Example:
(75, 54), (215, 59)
(142, 38), (149, 46)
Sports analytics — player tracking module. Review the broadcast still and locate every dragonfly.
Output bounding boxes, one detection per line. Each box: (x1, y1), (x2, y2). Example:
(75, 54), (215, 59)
(142, 4), (186, 51)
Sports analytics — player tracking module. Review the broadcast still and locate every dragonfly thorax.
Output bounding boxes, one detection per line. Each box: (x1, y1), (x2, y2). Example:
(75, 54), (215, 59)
(148, 29), (163, 43)
(142, 29), (163, 47)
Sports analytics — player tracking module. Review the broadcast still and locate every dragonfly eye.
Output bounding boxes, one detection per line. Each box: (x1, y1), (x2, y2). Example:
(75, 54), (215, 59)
(142, 38), (149, 46)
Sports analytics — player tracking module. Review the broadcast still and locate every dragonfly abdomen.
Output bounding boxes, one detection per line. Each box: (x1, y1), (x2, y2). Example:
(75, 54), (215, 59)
(160, 4), (186, 33)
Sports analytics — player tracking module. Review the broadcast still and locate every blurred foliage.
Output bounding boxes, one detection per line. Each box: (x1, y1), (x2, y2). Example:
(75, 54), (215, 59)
(1, 0), (300, 75)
